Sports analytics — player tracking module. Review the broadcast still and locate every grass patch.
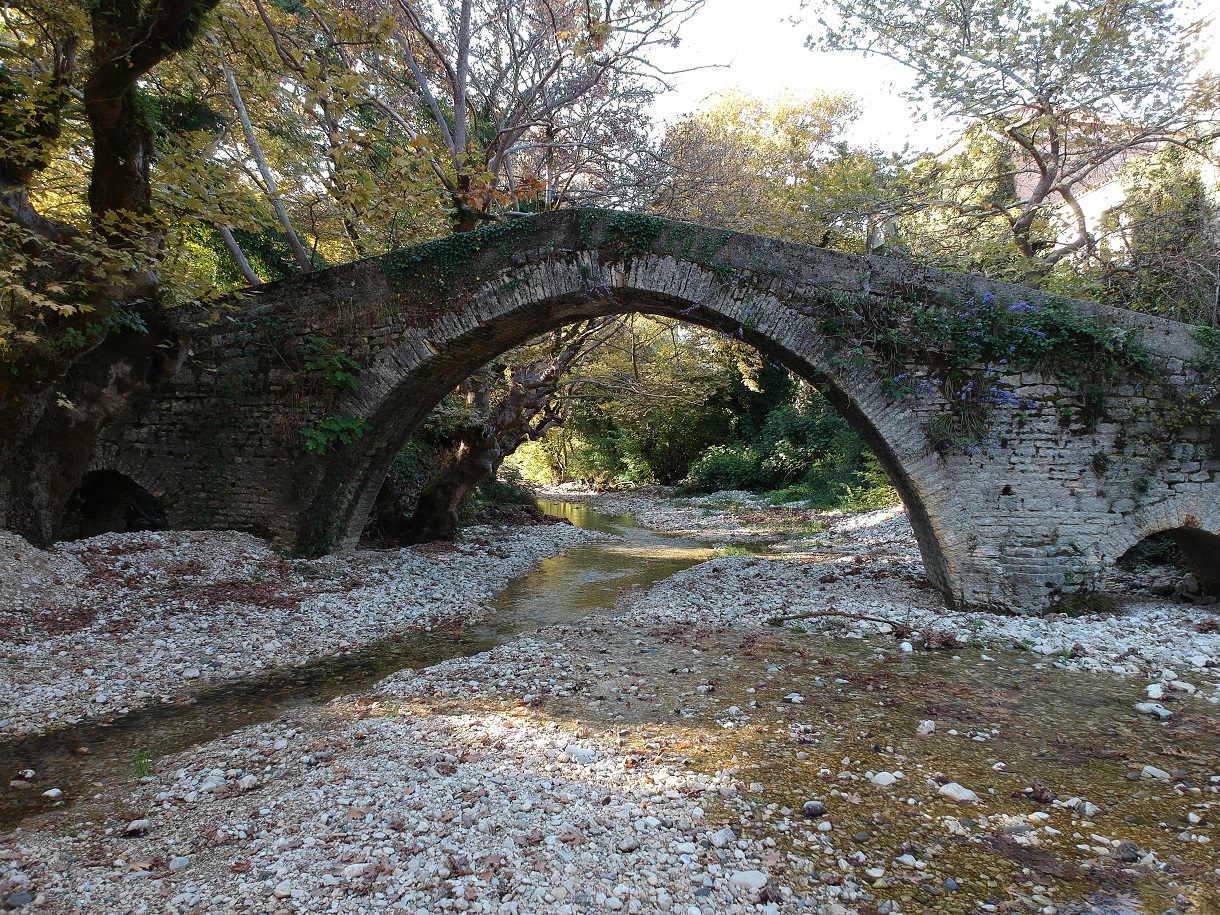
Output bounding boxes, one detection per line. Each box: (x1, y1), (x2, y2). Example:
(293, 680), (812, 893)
(711, 544), (754, 558)
(1049, 589), (1117, 617)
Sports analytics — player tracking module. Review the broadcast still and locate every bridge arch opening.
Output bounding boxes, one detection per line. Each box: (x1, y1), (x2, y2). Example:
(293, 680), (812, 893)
(60, 470), (168, 541)
(1117, 527), (1220, 602)
(322, 282), (954, 598)
(364, 313), (900, 543)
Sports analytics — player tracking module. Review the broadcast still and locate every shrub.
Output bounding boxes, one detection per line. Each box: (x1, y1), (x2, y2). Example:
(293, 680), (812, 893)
(683, 445), (768, 492)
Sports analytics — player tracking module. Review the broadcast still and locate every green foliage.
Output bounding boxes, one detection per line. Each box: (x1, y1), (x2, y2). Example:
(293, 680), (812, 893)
(684, 445), (767, 491)
(104, 303), (150, 335)
(711, 544), (755, 557)
(812, 0), (1217, 277)
(1088, 146), (1220, 327)
(656, 90), (893, 253)
(1115, 532), (1190, 572)
(471, 468), (538, 508)
(302, 336), (361, 391)
(824, 290), (1151, 450)
(597, 211), (670, 254)
(507, 314), (898, 513)
(1195, 326), (1220, 363)
(379, 217), (536, 307)
(134, 749), (152, 778)
(301, 412), (366, 453)
(578, 211), (735, 278)
(910, 296), (1148, 382)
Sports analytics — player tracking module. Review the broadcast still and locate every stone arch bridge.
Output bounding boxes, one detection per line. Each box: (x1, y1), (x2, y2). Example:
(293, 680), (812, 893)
(75, 210), (1220, 610)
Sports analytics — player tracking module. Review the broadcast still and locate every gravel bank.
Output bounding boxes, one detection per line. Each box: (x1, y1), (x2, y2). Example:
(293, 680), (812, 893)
(547, 488), (1220, 695)
(2, 495), (1217, 914)
(0, 522), (599, 738)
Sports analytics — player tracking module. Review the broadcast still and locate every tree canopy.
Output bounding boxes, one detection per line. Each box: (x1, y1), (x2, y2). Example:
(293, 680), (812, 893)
(807, 0), (1220, 278)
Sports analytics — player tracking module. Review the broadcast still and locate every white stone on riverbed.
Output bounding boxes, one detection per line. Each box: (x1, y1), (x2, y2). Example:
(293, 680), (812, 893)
(0, 522), (601, 736)
(729, 870), (769, 890)
(5, 491), (1219, 915)
(939, 783), (979, 804)
(1137, 702), (1173, 719)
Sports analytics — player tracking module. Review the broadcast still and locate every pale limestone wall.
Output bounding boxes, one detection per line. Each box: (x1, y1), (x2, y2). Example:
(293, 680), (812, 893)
(87, 210), (1218, 611)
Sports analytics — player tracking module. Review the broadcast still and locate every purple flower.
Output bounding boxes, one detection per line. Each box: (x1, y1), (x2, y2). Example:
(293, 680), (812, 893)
(1008, 301), (1036, 313)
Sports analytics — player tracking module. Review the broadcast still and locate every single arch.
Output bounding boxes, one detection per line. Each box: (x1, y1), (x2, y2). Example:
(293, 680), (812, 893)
(322, 284), (955, 597)
(60, 470), (168, 540)
(79, 210), (1219, 611)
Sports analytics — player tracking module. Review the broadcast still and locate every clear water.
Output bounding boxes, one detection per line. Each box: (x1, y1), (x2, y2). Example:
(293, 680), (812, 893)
(0, 503), (710, 829)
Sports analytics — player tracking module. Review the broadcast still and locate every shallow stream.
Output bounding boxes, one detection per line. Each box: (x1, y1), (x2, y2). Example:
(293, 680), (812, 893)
(0, 502), (709, 830)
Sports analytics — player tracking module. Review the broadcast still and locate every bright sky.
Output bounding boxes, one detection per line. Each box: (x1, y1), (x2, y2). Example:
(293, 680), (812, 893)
(648, 0), (1220, 156)
(646, 0), (956, 155)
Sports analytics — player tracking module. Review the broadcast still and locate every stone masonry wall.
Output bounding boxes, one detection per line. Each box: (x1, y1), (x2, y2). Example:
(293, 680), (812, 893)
(82, 210), (1219, 611)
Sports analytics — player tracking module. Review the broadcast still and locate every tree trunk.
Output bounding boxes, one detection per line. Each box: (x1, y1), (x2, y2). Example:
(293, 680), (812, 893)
(399, 430), (502, 543)
(390, 320), (616, 543)
(0, 0), (219, 540)
(220, 57), (314, 273)
(219, 226), (262, 285)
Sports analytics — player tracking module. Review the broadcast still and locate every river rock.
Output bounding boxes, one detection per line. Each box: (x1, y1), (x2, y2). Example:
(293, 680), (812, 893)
(870, 772), (898, 787)
(729, 870), (769, 891)
(564, 744), (599, 764)
(802, 800), (826, 818)
(938, 782), (979, 804)
(1136, 702), (1173, 719)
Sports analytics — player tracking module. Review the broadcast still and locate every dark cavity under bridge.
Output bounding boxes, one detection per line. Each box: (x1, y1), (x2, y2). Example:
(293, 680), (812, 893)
(68, 210), (1220, 610)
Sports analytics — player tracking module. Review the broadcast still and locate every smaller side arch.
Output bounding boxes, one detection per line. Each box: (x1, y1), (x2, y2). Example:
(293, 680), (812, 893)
(1108, 495), (1220, 596)
(1162, 526), (1220, 594)
(59, 470), (168, 541)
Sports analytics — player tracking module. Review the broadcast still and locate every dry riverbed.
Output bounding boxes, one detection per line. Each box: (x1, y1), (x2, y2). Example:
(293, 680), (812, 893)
(2, 494), (1219, 914)
(0, 522), (599, 738)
